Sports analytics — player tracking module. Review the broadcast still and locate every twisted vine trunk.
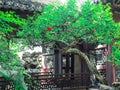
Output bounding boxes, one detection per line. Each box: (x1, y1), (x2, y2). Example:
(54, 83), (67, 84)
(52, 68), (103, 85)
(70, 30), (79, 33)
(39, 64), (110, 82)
(66, 48), (108, 85)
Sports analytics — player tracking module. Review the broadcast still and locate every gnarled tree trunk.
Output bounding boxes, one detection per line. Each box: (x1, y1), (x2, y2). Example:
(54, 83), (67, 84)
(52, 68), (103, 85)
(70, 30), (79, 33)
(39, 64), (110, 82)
(66, 48), (108, 85)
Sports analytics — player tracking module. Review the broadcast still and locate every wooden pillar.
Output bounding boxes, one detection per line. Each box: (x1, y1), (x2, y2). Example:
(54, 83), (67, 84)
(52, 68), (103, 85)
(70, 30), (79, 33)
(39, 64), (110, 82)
(65, 54), (70, 73)
(54, 49), (62, 74)
(80, 41), (90, 73)
(71, 54), (74, 73)
(106, 44), (114, 86)
(113, 66), (116, 82)
(106, 62), (114, 86)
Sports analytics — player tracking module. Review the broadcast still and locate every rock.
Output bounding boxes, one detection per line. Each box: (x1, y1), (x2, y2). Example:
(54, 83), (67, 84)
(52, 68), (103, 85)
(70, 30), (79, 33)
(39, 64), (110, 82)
(112, 82), (120, 90)
(22, 51), (41, 69)
(99, 84), (114, 90)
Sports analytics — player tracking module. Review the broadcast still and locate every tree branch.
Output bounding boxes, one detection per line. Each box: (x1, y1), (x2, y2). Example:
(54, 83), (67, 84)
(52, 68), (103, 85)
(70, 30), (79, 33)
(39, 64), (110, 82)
(66, 48), (108, 85)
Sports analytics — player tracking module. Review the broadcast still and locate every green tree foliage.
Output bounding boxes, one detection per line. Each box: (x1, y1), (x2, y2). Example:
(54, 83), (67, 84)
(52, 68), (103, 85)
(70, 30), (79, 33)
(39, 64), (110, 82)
(0, 11), (25, 37)
(110, 23), (120, 66)
(18, 0), (119, 84)
(0, 11), (27, 90)
(0, 0), (119, 88)
(18, 0), (118, 45)
(111, 45), (120, 66)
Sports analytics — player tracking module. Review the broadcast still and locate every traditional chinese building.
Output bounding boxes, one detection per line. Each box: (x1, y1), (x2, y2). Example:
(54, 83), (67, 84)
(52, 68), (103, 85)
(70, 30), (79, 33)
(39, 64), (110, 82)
(0, 0), (120, 89)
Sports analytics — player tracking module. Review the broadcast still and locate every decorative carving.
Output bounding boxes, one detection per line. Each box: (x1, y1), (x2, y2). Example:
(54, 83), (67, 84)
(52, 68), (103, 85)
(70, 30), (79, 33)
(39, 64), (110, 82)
(113, 0), (120, 8)
(112, 0), (120, 15)
(113, 0), (120, 9)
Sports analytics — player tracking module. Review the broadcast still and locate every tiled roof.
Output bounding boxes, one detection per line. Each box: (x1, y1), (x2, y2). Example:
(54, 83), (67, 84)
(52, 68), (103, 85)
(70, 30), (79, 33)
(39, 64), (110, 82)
(0, 0), (50, 11)
(0, 0), (120, 12)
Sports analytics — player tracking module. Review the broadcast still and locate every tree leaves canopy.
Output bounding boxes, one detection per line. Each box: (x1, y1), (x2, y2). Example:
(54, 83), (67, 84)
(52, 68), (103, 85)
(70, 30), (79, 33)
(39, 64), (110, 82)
(18, 0), (119, 45)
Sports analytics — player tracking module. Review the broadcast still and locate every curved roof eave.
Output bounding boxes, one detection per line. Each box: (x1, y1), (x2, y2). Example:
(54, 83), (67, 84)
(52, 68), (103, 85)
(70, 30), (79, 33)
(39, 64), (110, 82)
(0, 0), (53, 11)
